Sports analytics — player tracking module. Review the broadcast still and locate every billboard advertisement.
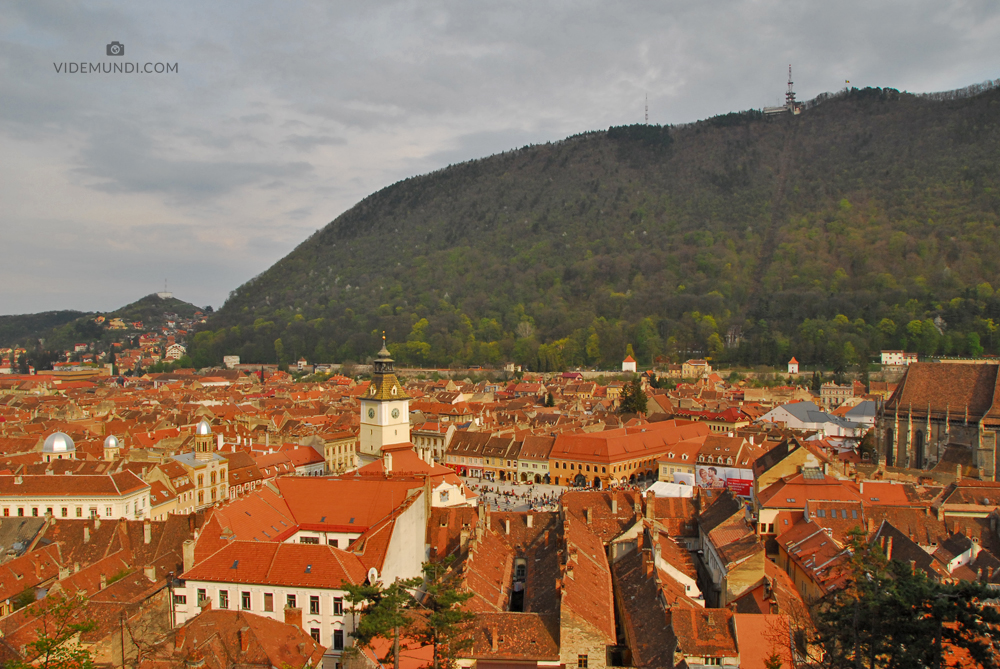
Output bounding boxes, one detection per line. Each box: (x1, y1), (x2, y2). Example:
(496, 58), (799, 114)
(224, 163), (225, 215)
(696, 465), (753, 496)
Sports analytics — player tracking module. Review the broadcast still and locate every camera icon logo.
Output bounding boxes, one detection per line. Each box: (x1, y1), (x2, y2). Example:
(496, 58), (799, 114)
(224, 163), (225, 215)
(106, 41), (124, 57)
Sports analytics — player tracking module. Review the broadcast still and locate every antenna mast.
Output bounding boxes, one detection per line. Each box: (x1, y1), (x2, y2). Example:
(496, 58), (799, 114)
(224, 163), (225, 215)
(785, 64), (796, 108)
(644, 93), (649, 124)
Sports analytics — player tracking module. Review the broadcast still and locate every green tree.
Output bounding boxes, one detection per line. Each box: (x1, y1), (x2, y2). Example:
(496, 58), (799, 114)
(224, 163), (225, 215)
(968, 332), (984, 358)
(618, 378), (647, 415)
(7, 593), (97, 669)
(412, 560), (474, 669)
(342, 578), (421, 669)
(815, 528), (1000, 668)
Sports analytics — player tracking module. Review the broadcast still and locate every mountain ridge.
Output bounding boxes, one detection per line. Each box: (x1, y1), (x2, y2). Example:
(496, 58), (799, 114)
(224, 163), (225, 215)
(167, 83), (1000, 369)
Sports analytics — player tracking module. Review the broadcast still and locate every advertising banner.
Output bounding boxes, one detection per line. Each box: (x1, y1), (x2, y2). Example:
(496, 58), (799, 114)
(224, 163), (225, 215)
(696, 465), (753, 496)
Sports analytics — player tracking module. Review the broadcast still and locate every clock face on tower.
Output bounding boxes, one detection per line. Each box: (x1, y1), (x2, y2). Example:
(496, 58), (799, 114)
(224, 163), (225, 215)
(391, 408), (400, 419)
(368, 408), (375, 419)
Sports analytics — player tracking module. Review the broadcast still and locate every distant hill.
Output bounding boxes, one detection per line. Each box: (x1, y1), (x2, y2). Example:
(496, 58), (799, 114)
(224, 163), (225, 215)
(0, 311), (87, 348)
(0, 294), (204, 351)
(191, 83), (1000, 371)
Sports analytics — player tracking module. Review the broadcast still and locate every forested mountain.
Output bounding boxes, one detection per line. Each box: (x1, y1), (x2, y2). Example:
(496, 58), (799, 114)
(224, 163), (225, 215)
(1, 294), (203, 351)
(191, 83), (1000, 371)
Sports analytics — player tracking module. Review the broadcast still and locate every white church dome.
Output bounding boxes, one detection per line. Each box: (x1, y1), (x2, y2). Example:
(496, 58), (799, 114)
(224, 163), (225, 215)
(196, 420), (212, 436)
(104, 434), (120, 450)
(42, 432), (75, 453)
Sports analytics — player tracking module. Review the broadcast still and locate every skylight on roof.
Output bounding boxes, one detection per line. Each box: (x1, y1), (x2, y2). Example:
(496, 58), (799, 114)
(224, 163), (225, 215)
(320, 516), (326, 523)
(231, 560), (239, 569)
(349, 517), (355, 524)
(305, 564), (312, 573)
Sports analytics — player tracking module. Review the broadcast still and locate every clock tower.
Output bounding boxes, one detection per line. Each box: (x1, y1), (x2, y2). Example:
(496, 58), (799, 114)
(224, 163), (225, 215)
(359, 338), (410, 457)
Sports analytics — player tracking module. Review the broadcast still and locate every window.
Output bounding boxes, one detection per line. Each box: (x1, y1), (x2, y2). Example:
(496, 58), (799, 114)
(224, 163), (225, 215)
(198, 474), (204, 486)
(817, 509), (826, 518)
(61, 507), (68, 517)
(211, 471), (217, 485)
(334, 597), (343, 615)
(768, 523), (775, 533)
(219, 590), (229, 609)
(46, 507), (53, 516)
(174, 594), (187, 605)
(578, 655), (588, 668)
(2, 508), (7, 517)
(197, 588), (207, 604)
(264, 593), (273, 612)
(106, 506), (112, 517)
(301, 536), (319, 544)
(705, 659), (721, 666)
(333, 629), (344, 650)
(310, 628), (321, 643)
(242, 591), (251, 610)
(32, 508), (38, 517)
(329, 539), (339, 548)
(287, 594), (297, 609)
(310, 596), (320, 615)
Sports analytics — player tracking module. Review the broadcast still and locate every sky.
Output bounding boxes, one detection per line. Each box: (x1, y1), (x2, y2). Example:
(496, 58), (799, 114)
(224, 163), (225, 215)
(2, 1), (999, 316)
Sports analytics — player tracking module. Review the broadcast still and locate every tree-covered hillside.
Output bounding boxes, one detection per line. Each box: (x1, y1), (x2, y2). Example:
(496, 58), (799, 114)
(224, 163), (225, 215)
(192, 84), (1000, 371)
(1, 294), (204, 353)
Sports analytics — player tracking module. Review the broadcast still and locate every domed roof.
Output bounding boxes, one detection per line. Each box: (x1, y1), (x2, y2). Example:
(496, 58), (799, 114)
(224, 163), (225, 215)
(195, 420), (212, 436)
(104, 434), (120, 450)
(42, 432), (75, 453)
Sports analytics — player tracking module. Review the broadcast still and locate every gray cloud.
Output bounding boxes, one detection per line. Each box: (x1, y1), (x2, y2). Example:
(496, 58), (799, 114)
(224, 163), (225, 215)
(1, 0), (998, 314)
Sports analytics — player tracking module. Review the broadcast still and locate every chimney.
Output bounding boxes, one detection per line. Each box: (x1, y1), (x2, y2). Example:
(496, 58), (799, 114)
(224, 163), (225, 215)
(144, 565), (156, 582)
(526, 513), (533, 529)
(175, 626), (187, 651)
(867, 517), (875, 534)
(58, 566), (70, 580)
(284, 606), (302, 629)
(611, 497), (618, 514)
(654, 541), (662, 566)
(585, 508), (592, 524)
(490, 627), (498, 652)
(144, 519), (152, 545)
(73, 561), (80, 574)
(505, 519), (510, 535)
(83, 526), (90, 544)
(99, 573), (107, 590)
(94, 517), (101, 531)
(886, 536), (893, 561)
(566, 563), (574, 580)
(646, 491), (656, 520)
(384, 452), (393, 474)
(239, 627), (251, 653)
(957, 464), (963, 482)
(633, 495), (641, 517)
(460, 529), (470, 553)
(182, 539), (196, 573)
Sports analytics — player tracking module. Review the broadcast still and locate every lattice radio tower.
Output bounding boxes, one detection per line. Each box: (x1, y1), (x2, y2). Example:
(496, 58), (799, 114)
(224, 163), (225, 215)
(785, 64), (796, 107)
(645, 93), (649, 124)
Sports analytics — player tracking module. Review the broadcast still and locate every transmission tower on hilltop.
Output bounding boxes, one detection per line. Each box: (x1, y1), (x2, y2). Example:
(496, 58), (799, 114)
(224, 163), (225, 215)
(645, 93), (648, 124)
(785, 64), (796, 107)
(764, 64), (802, 116)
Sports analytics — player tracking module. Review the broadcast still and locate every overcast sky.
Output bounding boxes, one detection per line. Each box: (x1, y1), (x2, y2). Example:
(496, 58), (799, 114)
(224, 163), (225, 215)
(1, 1), (998, 315)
